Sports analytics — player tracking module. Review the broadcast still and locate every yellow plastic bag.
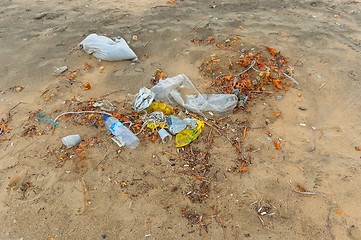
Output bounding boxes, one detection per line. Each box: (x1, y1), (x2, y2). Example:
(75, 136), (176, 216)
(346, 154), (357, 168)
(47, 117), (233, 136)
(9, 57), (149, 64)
(175, 120), (204, 147)
(146, 101), (174, 115)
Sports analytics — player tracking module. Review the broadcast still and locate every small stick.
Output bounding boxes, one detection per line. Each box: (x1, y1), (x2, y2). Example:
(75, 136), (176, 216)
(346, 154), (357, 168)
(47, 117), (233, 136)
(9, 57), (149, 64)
(80, 177), (90, 214)
(288, 180), (316, 195)
(143, 41), (149, 47)
(203, 121), (222, 136)
(6, 102), (25, 123)
(228, 56), (233, 68)
(162, 150), (178, 158)
(97, 153), (109, 166)
(250, 90), (273, 94)
(151, 5), (174, 9)
(243, 126), (247, 141)
(101, 89), (124, 98)
(318, 83), (326, 90)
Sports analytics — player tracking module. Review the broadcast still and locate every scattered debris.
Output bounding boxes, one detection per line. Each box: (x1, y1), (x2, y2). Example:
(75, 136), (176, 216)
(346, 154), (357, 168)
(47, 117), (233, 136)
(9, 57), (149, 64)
(252, 198), (276, 216)
(181, 207), (209, 235)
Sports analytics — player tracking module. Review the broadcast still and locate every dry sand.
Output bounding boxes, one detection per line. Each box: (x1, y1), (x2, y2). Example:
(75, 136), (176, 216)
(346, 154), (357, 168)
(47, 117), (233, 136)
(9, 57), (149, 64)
(1, 0), (361, 239)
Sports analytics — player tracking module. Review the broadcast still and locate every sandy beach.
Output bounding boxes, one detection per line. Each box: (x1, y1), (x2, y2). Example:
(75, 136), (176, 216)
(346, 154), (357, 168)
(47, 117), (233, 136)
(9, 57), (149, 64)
(1, 0), (361, 239)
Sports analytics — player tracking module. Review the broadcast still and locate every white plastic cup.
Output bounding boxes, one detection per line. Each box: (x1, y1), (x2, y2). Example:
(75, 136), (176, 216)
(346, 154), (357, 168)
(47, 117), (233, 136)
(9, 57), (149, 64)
(158, 129), (172, 143)
(62, 134), (81, 148)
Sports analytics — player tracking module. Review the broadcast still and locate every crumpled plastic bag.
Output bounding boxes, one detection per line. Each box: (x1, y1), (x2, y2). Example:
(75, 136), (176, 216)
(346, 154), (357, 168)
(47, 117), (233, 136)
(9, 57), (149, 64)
(151, 74), (238, 117)
(78, 33), (138, 61)
(133, 87), (155, 111)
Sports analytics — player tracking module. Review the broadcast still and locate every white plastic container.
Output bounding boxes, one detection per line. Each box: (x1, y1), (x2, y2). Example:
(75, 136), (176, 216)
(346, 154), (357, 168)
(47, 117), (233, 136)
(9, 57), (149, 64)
(103, 116), (139, 149)
(62, 134), (81, 149)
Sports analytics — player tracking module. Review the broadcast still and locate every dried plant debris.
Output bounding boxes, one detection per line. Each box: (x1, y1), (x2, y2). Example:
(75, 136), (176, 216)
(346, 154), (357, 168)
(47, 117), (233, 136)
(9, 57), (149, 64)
(150, 68), (167, 85)
(187, 181), (210, 203)
(251, 198), (276, 226)
(181, 207), (209, 235)
(198, 37), (298, 105)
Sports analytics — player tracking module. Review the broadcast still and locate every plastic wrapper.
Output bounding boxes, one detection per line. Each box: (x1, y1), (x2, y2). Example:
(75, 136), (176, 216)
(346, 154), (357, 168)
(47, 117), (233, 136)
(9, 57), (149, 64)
(146, 101), (174, 115)
(151, 74), (238, 117)
(175, 120), (204, 147)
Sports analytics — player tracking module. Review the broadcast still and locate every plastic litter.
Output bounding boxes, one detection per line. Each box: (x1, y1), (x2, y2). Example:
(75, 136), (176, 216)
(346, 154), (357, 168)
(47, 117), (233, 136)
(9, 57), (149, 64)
(54, 66), (68, 75)
(166, 115), (197, 134)
(141, 111), (167, 133)
(133, 87), (155, 111)
(37, 113), (59, 128)
(146, 101), (174, 115)
(93, 99), (116, 112)
(111, 136), (125, 148)
(78, 33), (138, 61)
(175, 120), (204, 147)
(62, 134), (81, 149)
(104, 116), (139, 149)
(151, 74), (238, 117)
(158, 128), (172, 143)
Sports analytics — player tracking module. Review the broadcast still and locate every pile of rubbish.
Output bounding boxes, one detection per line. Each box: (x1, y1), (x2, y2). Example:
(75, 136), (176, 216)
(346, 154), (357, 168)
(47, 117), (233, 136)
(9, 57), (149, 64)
(38, 34), (298, 151)
(55, 74), (238, 149)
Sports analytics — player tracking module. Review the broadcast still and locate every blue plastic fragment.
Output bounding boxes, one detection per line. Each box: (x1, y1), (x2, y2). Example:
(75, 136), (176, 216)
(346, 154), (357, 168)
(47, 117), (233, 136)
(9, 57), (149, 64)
(37, 113), (59, 128)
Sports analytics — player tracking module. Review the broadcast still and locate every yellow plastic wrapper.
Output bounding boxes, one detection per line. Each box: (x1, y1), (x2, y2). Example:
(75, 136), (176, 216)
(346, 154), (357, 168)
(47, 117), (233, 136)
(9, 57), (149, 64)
(146, 122), (167, 132)
(146, 101), (174, 115)
(175, 120), (204, 147)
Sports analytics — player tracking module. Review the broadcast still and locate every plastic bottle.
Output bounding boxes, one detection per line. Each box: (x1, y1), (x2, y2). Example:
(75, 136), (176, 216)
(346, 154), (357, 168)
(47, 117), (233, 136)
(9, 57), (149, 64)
(103, 116), (139, 149)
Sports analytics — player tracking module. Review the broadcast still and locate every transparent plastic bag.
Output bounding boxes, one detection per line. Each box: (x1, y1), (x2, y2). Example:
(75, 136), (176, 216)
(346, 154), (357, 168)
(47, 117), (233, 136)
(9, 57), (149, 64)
(79, 34), (138, 61)
(151, 74), (238, 117)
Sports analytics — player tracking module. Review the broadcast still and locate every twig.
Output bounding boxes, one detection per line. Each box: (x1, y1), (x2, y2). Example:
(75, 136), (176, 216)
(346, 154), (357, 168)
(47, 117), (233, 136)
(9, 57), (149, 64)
(101, 89), (124, 98)
(6, 102), (25, 123)
(243, 126), (247, 141)
(318, 83), (326, 90)
(288, 180), (316, 195)
(80, 177), (90, 214)
(151, 5), (174, 8)
(258, 216), (265, 227)
(250, 90), (273, 94)
(162, 150), (178, 158)
(203, 121), (222, 136)
(282, 71), (300, 85)
(97, 153), (109, 166)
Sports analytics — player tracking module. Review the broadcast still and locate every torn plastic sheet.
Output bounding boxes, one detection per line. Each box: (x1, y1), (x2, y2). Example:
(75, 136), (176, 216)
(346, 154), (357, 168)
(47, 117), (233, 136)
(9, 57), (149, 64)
(151, 74), (238, 118)
(166, 115), (197, 135)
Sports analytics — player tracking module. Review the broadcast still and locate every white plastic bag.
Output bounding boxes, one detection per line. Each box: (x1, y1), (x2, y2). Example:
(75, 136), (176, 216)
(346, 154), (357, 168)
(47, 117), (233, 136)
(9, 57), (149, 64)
(78, 33), (138, 61)
(133, 87), (155, 111)
(151, 74), (238, 117)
